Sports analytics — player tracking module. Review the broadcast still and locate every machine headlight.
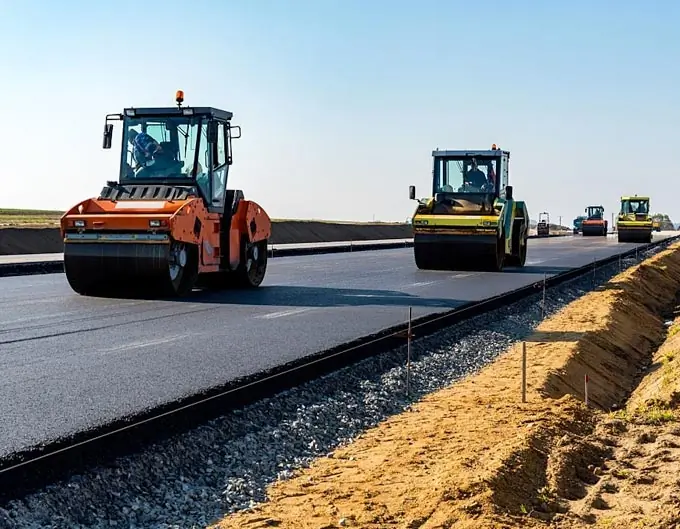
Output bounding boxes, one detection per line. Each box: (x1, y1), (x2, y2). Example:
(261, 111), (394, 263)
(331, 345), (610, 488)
(149, 220), (161, 227)
(74, 220), (85, 227)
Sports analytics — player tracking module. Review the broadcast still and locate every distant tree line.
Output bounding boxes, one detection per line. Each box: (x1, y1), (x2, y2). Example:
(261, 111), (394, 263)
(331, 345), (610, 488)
(652, 213), (676, 231)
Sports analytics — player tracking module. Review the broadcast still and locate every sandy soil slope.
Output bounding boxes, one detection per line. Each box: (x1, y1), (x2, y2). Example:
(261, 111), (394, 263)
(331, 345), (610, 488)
(208, 241), (680, 529)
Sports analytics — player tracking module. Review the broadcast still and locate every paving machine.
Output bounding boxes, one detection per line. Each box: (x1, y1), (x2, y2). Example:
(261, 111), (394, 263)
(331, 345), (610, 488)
(408, 144), (529, 271)
(572, 215), (586, 234)
(616, 195), (653, 243)
(652, 217), (662, 232)
(59, 91), (271, 297)
(581, 205), (608, 236)
(536, 212), (550, 237)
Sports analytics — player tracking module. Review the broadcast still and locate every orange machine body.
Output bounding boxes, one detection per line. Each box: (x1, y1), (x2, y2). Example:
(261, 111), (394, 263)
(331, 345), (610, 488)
(60, 195), (271, 274)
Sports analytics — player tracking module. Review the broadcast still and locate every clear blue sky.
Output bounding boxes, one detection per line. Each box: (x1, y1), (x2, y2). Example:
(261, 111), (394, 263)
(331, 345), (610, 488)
(0, 0), (677, 225)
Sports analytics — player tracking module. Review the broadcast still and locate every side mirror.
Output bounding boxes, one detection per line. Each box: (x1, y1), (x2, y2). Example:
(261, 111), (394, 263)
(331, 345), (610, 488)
(505, 185), (513, 200)
(229, 124), (242, 139)
(207, 121), (218, 143)
(409, 185), (416, 200)
(102, 123), (113, 149)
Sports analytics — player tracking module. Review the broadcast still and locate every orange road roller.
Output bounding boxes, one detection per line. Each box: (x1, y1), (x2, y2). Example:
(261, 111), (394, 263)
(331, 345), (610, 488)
(60, 91), (271, 297)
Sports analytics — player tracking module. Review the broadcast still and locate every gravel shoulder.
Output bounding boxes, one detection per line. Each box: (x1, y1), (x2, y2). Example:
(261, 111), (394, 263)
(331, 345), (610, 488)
(209, 241), (680, 529)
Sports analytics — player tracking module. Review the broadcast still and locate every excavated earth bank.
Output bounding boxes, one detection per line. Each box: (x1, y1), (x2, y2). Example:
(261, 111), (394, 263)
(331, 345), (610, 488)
(0, 222), (414, 255)
(209, 241), (680, 529)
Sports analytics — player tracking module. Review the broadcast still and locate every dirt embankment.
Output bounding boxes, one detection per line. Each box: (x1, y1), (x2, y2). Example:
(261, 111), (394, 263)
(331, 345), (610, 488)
(208, 242), (680, 529)
(0, 222), (570, 256)
(0, 222), (414, 256)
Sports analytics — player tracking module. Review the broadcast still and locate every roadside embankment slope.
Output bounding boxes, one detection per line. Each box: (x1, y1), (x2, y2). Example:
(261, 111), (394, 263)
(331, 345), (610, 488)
(0, 222), (415, 255)
(209, 241), (680, 529)
(0, 213), (570, 255)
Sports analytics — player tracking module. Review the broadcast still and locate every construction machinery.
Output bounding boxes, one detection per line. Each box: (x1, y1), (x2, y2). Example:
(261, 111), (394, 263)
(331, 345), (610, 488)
(59, 91), (271, 297)
(536, 212), (550, 237)
(408, 144), (529, 271)
(581, 205), (608, 236)
(616, 195), (653, 243)
(652, 217), (662, 232)
(572, 215), (586, 234)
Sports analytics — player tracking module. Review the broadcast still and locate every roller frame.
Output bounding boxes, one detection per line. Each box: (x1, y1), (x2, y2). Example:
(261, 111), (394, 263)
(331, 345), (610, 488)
(412, 199), (529, 272)
(617, 196), (652, 244)
(61, 192), (272, 297)
(59, 102), (272, 298)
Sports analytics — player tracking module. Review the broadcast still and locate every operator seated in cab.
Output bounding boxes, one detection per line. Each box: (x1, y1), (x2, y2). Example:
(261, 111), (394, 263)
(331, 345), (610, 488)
(459, 158), (495, 192)
(127, 129), (179, 177)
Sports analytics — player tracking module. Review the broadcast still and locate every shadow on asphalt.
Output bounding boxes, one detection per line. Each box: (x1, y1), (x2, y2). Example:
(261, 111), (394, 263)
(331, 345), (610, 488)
(180, 285), (464, 309)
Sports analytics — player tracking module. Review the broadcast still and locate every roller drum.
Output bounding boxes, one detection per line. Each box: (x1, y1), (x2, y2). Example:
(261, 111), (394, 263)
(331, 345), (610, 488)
(64, 239), (194, 297)
(414, 233), (502, 271)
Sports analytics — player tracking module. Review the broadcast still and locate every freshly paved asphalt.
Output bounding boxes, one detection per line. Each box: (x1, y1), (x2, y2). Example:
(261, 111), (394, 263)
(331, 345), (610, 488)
(0, 232), (675, 460)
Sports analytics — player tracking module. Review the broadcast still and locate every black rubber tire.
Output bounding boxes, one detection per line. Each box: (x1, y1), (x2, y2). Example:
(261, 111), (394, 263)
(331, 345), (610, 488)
(506, 222), (527, 267)
(486, 233), (505, 272)
(163, 242), (199, 297)
(233, 238), (268, 288)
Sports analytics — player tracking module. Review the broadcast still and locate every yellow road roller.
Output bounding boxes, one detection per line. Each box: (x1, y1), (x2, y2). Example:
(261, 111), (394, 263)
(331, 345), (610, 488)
(616, 195), (653, 243)
(408, 144), (529, 271)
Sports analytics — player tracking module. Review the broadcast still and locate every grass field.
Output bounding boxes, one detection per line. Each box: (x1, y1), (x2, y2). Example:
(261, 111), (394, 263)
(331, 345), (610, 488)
(0, 209), (64, 227)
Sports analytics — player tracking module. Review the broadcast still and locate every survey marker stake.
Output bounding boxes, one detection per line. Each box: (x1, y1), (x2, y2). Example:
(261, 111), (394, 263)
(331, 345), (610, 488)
(542, 273), (547, 319)
(592, 257), (596, 285)
(406, 306), (412, 396)
(521, 341), (527, 403)
(584, 374), (589, 406)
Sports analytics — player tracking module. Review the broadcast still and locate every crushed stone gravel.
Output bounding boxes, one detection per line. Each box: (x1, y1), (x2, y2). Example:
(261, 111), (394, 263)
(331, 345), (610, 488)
(0, 246), (666, 529)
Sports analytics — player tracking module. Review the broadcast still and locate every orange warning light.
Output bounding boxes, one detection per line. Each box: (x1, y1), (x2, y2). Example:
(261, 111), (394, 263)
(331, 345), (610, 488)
(175, 90), (184, 106)
(491, 143), (497, 150)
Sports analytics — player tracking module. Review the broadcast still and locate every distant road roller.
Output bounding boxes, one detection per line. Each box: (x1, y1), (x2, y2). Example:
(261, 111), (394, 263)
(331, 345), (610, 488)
(60, 91), (271, 297)
(616, 195), (653, 243)
(536, 212), (550, 237)
(408, 144), (529, 271)
(581, 205), (608, 236)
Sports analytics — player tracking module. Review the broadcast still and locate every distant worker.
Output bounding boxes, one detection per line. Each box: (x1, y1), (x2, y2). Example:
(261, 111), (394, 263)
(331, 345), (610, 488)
(465, 158), (488, 188)
(128, 129), (163, 169)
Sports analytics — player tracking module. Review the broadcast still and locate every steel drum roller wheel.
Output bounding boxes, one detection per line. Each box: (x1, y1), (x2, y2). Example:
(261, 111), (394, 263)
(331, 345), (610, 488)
(63, 240), (199, 298)
(414, 243), (436, 270)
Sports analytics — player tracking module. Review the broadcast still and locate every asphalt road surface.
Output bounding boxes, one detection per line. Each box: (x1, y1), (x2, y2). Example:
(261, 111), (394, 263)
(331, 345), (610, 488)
(0, 232), (675, 460)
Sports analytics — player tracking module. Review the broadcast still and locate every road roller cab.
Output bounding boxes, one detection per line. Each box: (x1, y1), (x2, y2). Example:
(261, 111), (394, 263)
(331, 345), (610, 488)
(536, 212), (550, 237)
(616, 195), (653, 243)
(60, 91), (272, 297)
(581, 205), (608, 236)
(408, 144), (529, 271)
